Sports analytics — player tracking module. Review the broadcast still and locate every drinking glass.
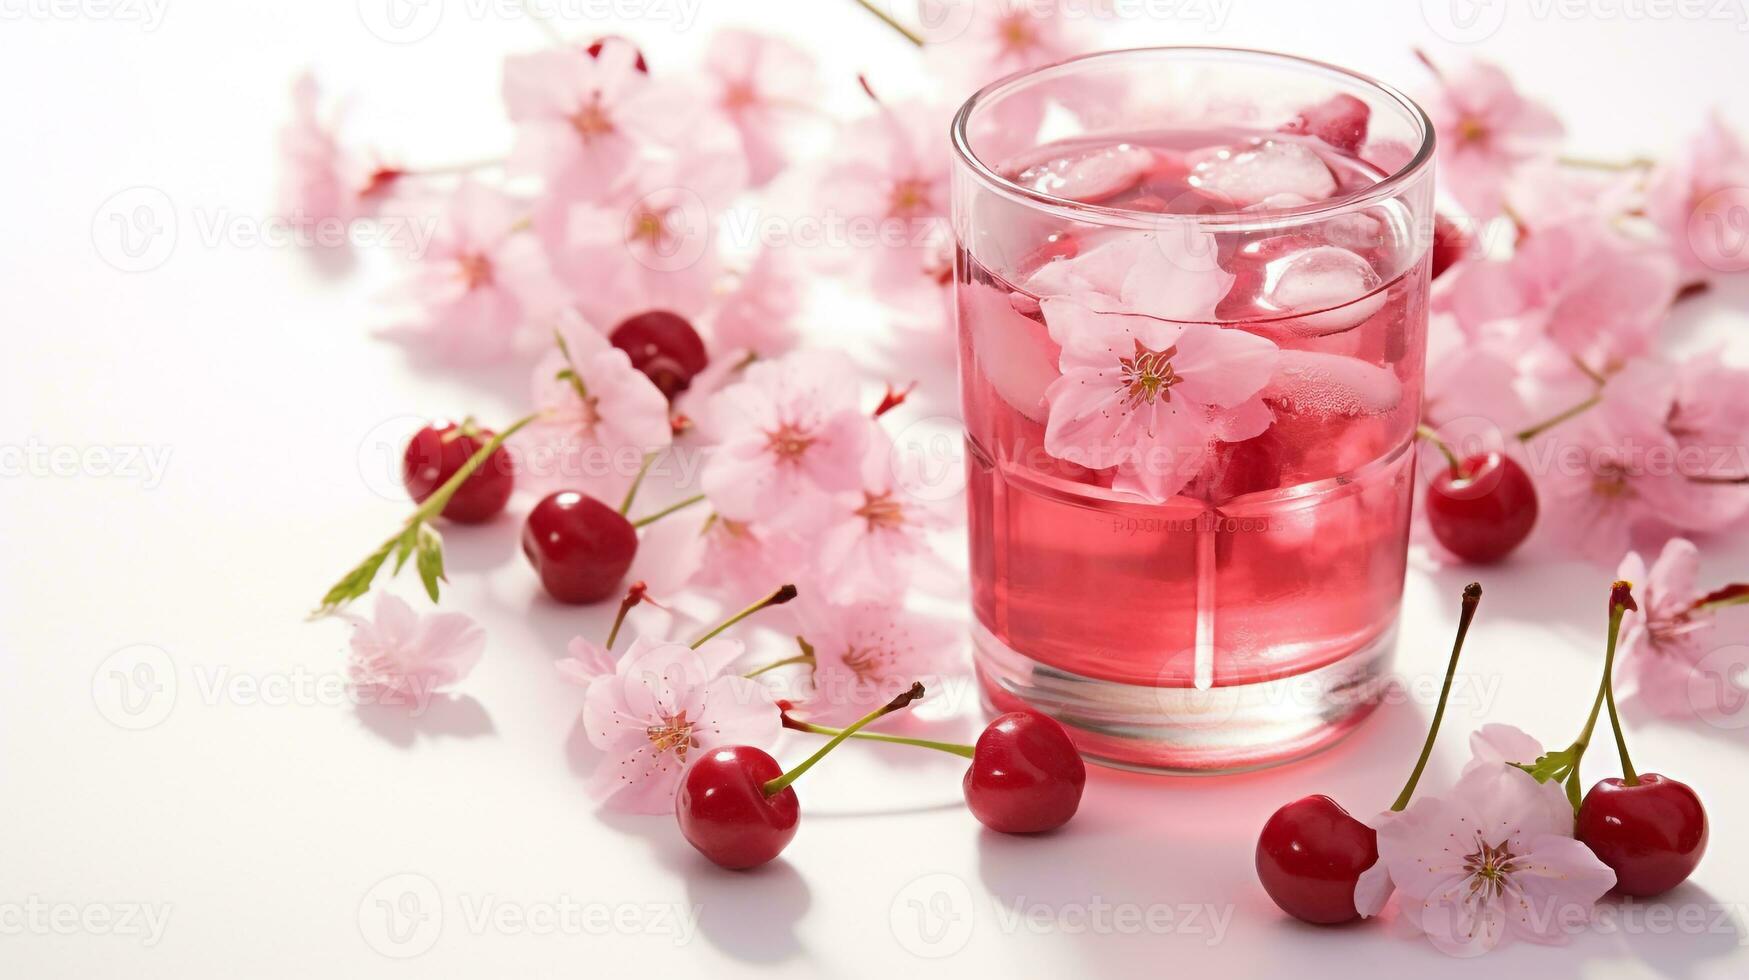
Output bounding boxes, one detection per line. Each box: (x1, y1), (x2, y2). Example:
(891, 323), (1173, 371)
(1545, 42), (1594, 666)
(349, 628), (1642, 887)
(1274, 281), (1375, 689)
(950, 47), (1435, 772)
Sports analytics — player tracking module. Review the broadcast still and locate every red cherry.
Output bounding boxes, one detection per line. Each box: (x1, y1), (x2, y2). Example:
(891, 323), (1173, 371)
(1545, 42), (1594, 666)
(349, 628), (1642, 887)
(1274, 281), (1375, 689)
(401, 420), (514, 524)
(676, 746), (799, 870)
(585, 37), (648, 73)
(962, 711), (1086, 834)
(1430, 212), (1470, 280)
(609, 311), (709, 400)
(1578, 774), (1708, 897)
(1279, 93), (1371, 156)
(1256, 795), (1378, 925)
(1425, 452), (1539, 564)
(521, 491), (638, 604)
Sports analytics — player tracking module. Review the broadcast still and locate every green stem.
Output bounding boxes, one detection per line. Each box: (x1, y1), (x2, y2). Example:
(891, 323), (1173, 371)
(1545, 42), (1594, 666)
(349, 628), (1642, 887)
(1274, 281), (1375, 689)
(631, 493), (706, 529)
(784, 716), (974, 759)
(1416, 424), (1465, 479)
(619, 453), (656, 516)
(690, 584), (798, 649)
(744, 653), (815, 678)
(552, 329), (590, 402)
(1516, 392), (1603, 442)
(416, 413), (538, 520)
(1391, 583), (1483, 811)
(1601, 582), (1639, 785)
(850, 0), (925, 46)
(763, 683), (926, 795)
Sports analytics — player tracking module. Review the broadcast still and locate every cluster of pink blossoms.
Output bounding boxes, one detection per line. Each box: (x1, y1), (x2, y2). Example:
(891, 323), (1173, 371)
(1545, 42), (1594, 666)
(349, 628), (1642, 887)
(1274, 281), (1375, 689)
(288, 5), (1749, 859)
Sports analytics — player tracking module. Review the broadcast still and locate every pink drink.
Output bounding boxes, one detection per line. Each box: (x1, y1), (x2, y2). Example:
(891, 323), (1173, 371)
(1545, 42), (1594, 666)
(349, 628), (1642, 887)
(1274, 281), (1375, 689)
(950, 51), (1435, 771)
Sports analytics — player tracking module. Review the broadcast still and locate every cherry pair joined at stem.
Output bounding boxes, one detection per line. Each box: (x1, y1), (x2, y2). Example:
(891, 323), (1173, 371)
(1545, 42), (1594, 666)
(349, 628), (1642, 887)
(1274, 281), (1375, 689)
(1255, 582), (1483, 925)
(1516, 582), (1708, 897)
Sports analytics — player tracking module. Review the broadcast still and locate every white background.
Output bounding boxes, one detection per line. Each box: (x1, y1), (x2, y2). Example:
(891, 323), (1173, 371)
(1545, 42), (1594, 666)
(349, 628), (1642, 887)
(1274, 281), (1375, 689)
(4, 1), (1749, 977)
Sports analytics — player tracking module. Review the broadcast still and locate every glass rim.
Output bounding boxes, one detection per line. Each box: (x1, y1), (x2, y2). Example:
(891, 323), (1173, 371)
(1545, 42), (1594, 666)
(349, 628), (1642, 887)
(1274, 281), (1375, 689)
(949, 45), (1437, 230)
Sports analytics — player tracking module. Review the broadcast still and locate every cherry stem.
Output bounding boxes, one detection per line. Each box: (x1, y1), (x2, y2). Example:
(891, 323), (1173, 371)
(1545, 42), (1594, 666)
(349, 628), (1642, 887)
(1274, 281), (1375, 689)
(619, 453), (656, 515)
(763, 683), (926, 796)
(782, 714), (975, 759)
(1693, 584), (1749, 612)
(604, 581), (647, 650)
(850, 0), (925, 46)
(631, 493), (706, 529)
(1415, 424), (1465, 479)
(690, 584), (798, 649)
(553, 329), (591, 402)
(1557, 154), (1656, 172)
(413, 413), (540, 524)
(1600, 582), (1640, 786)
(744, 651), (815, 679)
(1561, 582), (1640, 804)
(1516, 391), (1603, 442)
(1391, 582), (1483, 812)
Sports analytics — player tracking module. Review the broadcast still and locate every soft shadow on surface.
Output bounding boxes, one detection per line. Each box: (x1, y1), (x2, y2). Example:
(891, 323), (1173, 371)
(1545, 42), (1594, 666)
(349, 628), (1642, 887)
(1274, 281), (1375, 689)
(437, 510), (522, 573)
(354, 695), (495, 748)
(593, 809), (814, 965)
(1609, 882), (1744, 979)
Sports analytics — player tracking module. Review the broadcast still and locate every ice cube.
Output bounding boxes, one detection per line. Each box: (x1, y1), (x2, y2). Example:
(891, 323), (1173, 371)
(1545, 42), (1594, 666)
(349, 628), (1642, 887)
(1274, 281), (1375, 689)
(1188, 139), (1337, 208)
(1261, 245), (1386, 335)
(1015, 144), (1156, 204)
(963, 283), (1059, 423)
(1262, 350), (1402, 417)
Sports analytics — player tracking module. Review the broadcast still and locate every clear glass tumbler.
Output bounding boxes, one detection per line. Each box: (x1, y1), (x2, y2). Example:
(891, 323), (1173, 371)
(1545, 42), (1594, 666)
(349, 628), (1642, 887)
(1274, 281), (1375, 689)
(950, 48), (1435, 772)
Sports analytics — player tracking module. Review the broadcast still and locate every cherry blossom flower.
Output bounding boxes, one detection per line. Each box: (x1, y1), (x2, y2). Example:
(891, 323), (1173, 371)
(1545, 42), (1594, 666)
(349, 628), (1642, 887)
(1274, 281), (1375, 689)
(1532, 360), (1749, 560)
(922, 0), (1088, 100)
(1420, 312), (1530, 439)
(1039, 297), (1279, 502)
(803, 432), (956, 604)
(1470, 219), (1678, 373)
(1503, 160), (1640, 235)
(1668, 349), (1749, 482)
(281, 74), (374, 227)
(520, 321), (674, 499)
(383, 181), (566, 362)
(815, 97), (954, 312)
(1026, 230), (1234, 317)
(700, 350), (876, 522)
(1615, 538), (1749, 717)
(581, 635), (779, 812)
(1646, 112), (1749, 282)
(1374, 763), (1614, 956)
(790, 599), (961, 724)
(502, 39), (689, 190)
(537, 145), (746, 328)
(1420, 59), (1564, 218)
(556, 636), (616, 687)
(710, 246), (804, 360)
(344, 593), (486, 707)
(702, 29), (818, 186)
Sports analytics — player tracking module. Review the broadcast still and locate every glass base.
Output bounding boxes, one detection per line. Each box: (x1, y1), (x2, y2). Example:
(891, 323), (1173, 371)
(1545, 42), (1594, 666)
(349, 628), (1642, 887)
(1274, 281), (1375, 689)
(973, 620), (1396, 774)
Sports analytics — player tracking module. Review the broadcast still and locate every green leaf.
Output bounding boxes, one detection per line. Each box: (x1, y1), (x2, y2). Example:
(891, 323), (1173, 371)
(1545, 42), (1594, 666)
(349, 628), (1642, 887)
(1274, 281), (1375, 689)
(391, 525), (418, 574)
(1510, 747), (1579, 785)
(415, 525), (446, 603)
(316, 536), (395, 615)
